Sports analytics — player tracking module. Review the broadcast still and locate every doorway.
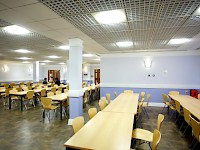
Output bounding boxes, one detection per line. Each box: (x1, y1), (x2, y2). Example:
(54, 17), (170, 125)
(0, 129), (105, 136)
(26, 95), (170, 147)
(94, 69), (100, 84)
(48, 70), (60, 82)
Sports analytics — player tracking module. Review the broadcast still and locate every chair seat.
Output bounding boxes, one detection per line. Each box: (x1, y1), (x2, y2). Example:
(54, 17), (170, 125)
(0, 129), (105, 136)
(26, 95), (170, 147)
(132, 128), (153, 142)
(165, 102), (170, 105)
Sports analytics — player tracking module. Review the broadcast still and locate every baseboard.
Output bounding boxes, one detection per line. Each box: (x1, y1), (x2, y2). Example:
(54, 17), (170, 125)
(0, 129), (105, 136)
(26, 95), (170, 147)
(144, 102), (164, 107)
(68, 119), (73, 125)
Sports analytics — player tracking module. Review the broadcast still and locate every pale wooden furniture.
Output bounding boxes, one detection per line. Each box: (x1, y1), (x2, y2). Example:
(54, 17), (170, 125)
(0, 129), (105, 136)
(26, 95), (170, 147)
(189, 115), (200, 149)
(152, 129), (161, 150)
(72, 116), (84, 134)
(198, 94), (200, 100)
(181, 107), (191, 134)
(114, 91), (117, 98)
(106, 93), (111, 104)
(174, 100), (184, 123)
(64, 111), (134, 150)
(103, 93), (139, 114)
(99, 99), (106, 111)
(88, 108), (97, 120)
(132, 114), (164, 149)
(23, 90), (35, 109)
(56, 91), (62, 95)
(143, 94), (150, 119)
(47, 93), (68, 120)
(161, 93), (175, 113)
(140, 92), (145, 101)
(168, 94), (200, 120)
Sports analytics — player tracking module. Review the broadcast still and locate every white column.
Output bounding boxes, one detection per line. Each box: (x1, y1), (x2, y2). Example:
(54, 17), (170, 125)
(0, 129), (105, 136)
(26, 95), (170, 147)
(68, 38), (84, 125)
(33, 61), (40, 82)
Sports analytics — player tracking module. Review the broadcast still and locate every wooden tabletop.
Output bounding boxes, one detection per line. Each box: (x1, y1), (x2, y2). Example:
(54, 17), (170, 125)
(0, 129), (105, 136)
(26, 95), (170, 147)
(103, 93), (139, 114)
(64, 111), (134, 150)
(0, 89), (6, 93)
(169, 94), (200, 120)
(47, 93), (68, 101)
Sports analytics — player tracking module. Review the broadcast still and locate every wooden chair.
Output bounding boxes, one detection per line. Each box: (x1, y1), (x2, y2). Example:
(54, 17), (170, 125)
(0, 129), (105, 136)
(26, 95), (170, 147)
(56, 91), (61, 95)
(106, 93), (111, 104)
(88, 108), (97, 120)
(152, 129), (162, 150)
(41, 97), (58, 122)
(51, 87), (56, 94)
(72, 116), (84, 134)
(180, 107), (191, 134)
(135, 101), (144, 125)
(23, 86), (29, 91)
(114, 91), (117, 98)
(99, 99), (106, 111)
(161, 93), (175, 114)
(83, 90), (89, 107)
(23, 90), (35, 110)
(132, 114), (164, 149)
(140, 92), (145, 101)
(16, 87), (22, 92)
(143, 94), (150, 119)
(174, 100), (184, 123)
(64, 89), (68, 93)
(57, 86), (62, 92)
(47, 92), (59, 105)
(189, 115), (200, 149)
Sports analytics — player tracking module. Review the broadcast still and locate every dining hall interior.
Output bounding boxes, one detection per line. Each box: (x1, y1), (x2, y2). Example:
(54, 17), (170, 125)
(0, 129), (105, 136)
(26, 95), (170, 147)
(0, 0), (200, 150)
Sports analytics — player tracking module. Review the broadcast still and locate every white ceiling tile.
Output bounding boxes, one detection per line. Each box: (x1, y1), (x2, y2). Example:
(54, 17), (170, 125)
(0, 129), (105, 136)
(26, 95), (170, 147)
(0, 9), (33, 24)
(0, 3), (8, 10)
(13, 3), (59, 21)
(0, 0), (38, 8)
(56, 28), (85, 36)
(22, 22), (52, 32)
(39, 18), (74, 29)
(40, 30), (65, 39)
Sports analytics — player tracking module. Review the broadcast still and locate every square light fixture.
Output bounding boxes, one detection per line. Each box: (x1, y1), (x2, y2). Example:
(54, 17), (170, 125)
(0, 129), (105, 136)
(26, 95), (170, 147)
(18, 57), (32, 60)
(58, 45), (69, 50)
(83, 54), (93, 57)
(3, 25), (30, 35)
(22, 61), (30, 63)
(59, 62), (65, 65)
(168, 38), (190, 44)
(144, 59), (152, 69)
(92, 9), (126, 24)
(42, 60), (52, 62)
(116, 41), (133, 47)
(15, 49), (31, 53)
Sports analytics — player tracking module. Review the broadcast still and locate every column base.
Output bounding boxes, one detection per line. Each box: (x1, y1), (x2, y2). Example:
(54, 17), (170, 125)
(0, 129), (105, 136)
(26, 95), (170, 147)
(69, 96), (83, 122)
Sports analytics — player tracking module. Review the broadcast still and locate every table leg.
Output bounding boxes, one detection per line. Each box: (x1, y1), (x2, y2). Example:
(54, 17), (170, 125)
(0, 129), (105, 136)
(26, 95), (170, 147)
(60, 102), (63, 120)
(133, 115), (136, 129)
(9, 95), (11, 110)
(21, 96), (23, 111)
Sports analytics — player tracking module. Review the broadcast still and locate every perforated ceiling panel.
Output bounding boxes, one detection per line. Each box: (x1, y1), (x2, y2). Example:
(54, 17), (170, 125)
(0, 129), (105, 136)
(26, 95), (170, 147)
(40, 0), (200, 52)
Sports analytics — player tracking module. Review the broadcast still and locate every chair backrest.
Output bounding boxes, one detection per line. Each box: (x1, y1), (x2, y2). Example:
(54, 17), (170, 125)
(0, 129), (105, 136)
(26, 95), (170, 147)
(198, 94), (200, 100)
(174, 100), (181, 114)
(152, 129), (161, 150)
(99, 99), (106, 111)
(26, 82), (31, 86)
(4, 83), (9, 88)
(72, 116), (84, 134)
(41, 89), (46, 97)
(88, 108), (97, 120)
(37, 86), (42, 89)
(27, 90), (34, 99)
(162, 94), (167, 104)
(47, 92), (54, 97)
(106, 93), (111, 104)
(183, 107), (191, 125)
(56, 91), (61, 95)
(136, 101), (143, 120)
(140, 92), (145, 100)
(84, 90), (89, 98)
(157, 114), (164, 131)
(41, 97), (52, 109)
(51, 87), (56, 93)
(16, 87), (22, 92)
(5, 89), (10, 96)
(64, 89), (68, 93)
(146, 94), (150, 107)
(58, 86), (62, 92)
(114, 91), (117, 98)
(169, 91), (179, 95)
(124, 90), (134, 93)
(23, 87), (29, 91)
(190, 115), (200, 141)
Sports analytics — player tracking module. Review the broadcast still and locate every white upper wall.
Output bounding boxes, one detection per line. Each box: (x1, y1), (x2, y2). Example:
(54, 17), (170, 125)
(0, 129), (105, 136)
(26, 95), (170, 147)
(100, 52), (200, 89)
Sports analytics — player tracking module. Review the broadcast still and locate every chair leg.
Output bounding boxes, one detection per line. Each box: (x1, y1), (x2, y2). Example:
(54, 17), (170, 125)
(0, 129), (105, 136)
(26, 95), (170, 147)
(143, 107), (149, 119)
(183, 124), (189, 134)
(161, 105), (166, 114)
(148, 142), (152, 150)
(175, 114), (180, 123)
(180, 122), (185, 130)
(192, 141), (198, 150)
(189, 137), (196, 148)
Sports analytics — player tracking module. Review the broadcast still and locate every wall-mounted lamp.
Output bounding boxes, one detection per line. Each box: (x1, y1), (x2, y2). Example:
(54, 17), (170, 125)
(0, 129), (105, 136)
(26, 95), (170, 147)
(144, 59), (152, 69)
(2, 65), (9, 72)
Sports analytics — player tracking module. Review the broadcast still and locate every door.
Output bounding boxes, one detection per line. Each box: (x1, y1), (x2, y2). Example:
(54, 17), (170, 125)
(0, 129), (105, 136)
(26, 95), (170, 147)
(94, 69), (100, 84)
(48, 70), (60, 82)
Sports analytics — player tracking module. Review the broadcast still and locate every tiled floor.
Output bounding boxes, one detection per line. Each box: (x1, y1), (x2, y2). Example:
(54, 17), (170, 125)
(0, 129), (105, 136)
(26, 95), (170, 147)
(0, 99), (199, 150)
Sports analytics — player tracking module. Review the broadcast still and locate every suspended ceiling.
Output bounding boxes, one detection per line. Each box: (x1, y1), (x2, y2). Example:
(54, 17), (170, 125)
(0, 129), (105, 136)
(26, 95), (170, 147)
(0, 0), (200, 64)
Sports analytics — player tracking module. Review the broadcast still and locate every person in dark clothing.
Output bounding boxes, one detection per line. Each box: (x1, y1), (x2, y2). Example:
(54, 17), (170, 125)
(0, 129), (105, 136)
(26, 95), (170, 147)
(55, 77), (60, 86)
(43, 77), (48, 84)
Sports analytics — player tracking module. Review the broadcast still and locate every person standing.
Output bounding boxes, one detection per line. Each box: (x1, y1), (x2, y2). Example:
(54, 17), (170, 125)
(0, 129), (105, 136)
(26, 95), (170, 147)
(43, 77), (48, 84)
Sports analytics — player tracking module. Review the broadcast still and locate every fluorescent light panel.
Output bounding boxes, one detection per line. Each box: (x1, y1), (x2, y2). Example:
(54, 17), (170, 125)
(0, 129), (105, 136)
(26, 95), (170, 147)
(92, 9), (126, 24)
(18, 57), (31, 60)
(15, 49), (31, 53)
(169, 38), (190, 44)
(3, 25), (30, 35)
(48, 55), (60, 58)
(83, 54), (93, 57)
(59, 62), (65, 65)
(116, 41), (133, 47)
(42, 60), (52, 62)
(22, 61), (30, 63)
(58, 45), (69, 50)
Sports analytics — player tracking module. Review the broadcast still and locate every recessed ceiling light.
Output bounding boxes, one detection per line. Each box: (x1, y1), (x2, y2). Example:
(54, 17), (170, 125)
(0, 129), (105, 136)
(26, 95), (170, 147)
(40, 63), (46, 65)
(15, 49), (31, 53)
(92, 9), (126, 24)
(3, 25), (30, 35)
(42, 60), (52, 62)
(22, 61), (30, 63)
(193, 6), (200, 16)
(18, 57), (32, 60)
(116, 41), (133, 47)
(169, 38), (191, 44)
(48, 55), (60, 58)
(59, 62), (65, 65)
(58, 45), (69, 50)
(83, 54), (93, 57)
(94, 58), (100, 61)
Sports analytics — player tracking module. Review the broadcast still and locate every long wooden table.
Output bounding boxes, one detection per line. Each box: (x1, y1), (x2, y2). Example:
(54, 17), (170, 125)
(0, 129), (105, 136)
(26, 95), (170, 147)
(169, 94), (200, 120)
(103, 93), (139, 114)
(47, 93), (68, 120)
(64, 92), (139, 150)
(64, 111), (134, 150)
